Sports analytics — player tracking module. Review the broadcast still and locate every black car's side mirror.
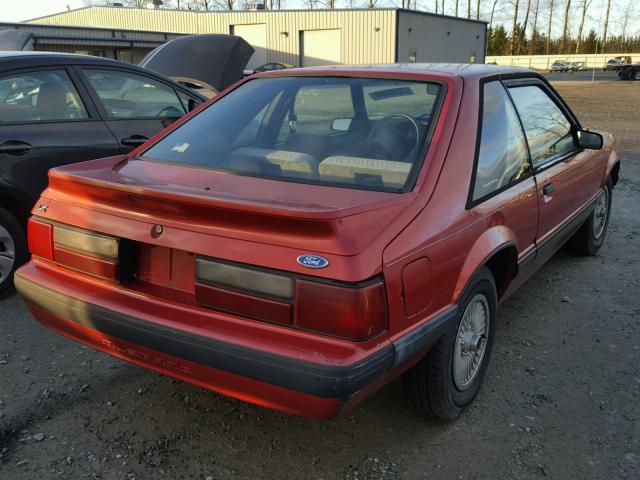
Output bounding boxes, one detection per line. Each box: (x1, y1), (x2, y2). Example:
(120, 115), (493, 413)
(577, 129), (603, 150)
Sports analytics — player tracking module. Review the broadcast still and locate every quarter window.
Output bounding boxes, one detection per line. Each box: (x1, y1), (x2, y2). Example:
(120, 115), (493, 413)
(472, 81), (530, 201)
(508, 85), (575, 167)
(0, 70), (88, 124)
(83, 69), (185, 119)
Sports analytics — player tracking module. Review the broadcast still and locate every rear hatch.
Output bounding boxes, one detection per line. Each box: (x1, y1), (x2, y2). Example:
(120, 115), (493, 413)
(34, 156), (417, 338)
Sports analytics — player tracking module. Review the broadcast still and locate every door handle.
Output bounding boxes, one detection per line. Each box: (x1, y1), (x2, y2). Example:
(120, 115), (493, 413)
(121, 135), (148, 147)
(0, 140), (33, 155)
(542, 183), (555, 196)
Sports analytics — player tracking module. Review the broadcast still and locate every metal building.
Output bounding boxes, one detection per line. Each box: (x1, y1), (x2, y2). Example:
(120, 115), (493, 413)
(23, 6), (486, 69)
(0, 21), (182, 63)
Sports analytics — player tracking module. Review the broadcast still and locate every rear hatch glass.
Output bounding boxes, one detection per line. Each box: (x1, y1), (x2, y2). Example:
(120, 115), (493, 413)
(141, 76), (443, 192)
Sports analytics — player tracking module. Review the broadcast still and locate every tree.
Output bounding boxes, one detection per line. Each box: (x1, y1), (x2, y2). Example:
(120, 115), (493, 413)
(528, 0), (540, 54)
(582, 28), (598, 53)
(575, 0), (592, 53)
(602, 0), (611, 52)
(559, 0), (571, 53)
(510, 0), (520, 55)
(546, 0), (554, 54)
(517, 0), (532, 54)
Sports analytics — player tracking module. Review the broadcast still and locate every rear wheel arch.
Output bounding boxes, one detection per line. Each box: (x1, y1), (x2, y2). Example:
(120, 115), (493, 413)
(454, 226), (519, 303)
(610, 161), (621, 187)
(0, 189), (32, 230)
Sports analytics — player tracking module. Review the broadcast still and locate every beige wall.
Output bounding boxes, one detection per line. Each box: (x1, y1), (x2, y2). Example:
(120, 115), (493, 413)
(397, 12), (486, 64)
(486, 53), (640, 70)
(28, 7), (397, 67)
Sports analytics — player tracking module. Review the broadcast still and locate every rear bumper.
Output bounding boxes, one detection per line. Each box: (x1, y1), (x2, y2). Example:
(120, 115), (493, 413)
(15, 261), (456, 418)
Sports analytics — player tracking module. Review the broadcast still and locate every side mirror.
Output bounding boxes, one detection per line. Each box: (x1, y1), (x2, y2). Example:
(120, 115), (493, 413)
(331, 118), (352, 132)
(577, 130), (603, 150)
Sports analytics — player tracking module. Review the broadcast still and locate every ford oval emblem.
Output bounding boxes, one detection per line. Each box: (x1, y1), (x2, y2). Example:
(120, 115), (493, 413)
(297, 254), (329, 269)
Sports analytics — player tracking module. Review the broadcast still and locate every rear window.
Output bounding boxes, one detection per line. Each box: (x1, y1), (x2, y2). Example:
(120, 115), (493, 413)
(141, 77), (443, 192)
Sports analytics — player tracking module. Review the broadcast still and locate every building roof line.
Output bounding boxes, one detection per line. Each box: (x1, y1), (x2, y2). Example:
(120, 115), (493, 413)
(24, 5), (486, 26)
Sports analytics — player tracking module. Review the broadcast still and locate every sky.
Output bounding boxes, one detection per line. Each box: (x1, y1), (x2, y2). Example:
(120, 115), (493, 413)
(0, 0), (637, 38)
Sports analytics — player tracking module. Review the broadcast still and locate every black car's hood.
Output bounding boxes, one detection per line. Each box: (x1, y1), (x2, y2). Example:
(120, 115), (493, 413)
(0, 30), (34, 51)
(139, 34), (254, 94)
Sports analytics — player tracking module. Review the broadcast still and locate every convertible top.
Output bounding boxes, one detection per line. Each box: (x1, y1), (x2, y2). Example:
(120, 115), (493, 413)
(139, 34), (254, 94)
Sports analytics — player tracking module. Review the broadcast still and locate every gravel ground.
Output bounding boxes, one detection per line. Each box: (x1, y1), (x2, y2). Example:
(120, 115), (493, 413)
(0, 81), (639, 480)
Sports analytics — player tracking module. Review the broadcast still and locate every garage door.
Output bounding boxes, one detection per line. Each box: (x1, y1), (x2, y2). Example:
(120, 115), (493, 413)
(232, 24), (266, 69)
(300, 29), (341, 67)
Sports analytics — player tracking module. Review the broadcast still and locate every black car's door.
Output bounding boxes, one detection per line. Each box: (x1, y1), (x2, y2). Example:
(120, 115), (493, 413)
(77, 67), (199, 153)
(0, 66), (120, 204)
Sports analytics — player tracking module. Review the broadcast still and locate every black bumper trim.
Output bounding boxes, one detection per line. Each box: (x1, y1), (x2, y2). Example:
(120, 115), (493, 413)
(15, 273), (456, 399)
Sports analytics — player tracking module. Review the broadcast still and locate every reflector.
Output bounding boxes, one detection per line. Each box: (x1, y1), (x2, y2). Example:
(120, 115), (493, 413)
(54, 224), (119, 260)
(196, 258), (294, 300)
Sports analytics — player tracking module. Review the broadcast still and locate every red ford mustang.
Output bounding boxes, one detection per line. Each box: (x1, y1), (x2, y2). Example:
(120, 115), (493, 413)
(15, 64), (620, 420)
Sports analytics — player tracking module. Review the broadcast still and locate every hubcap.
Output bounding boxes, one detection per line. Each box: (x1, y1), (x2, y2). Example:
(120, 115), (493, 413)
(634, 71), (640, 80)
(593, 188), (609, 240)
(0, 224), (16, 282)
(453, 294), (489, 390)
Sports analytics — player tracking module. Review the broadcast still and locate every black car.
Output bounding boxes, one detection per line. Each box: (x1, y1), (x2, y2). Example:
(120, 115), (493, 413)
(618, 62), (640, 81)
(0, 51), (207, 296)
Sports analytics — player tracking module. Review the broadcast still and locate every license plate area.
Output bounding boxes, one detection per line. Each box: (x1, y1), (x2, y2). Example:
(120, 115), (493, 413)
(136, 244), (195, 294)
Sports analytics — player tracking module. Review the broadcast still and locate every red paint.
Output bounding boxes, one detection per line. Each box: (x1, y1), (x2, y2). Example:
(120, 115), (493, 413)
(17, 65), (620, 418)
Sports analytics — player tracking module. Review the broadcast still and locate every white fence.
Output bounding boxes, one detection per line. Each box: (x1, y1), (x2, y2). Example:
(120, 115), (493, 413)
(485, 53), (640, 71)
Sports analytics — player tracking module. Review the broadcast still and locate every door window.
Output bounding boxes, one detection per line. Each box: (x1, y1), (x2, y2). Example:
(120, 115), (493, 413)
(508, 85), (575, 167)
(472, 81), (530, 202)
(0, 70), (88, 124)
(83, 69), (185, 119)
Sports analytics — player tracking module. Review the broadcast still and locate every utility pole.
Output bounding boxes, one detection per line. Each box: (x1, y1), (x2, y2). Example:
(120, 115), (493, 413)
(468, 0), (471, 18)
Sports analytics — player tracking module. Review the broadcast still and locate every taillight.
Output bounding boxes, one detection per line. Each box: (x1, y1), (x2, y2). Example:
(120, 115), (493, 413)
(28, 218), (120, 281)
(296, 280), (387, 340)
(195, 256), (388, 340)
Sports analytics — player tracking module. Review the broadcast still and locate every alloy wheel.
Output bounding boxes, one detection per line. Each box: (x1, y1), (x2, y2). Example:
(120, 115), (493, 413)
(0, 224), (16, 282)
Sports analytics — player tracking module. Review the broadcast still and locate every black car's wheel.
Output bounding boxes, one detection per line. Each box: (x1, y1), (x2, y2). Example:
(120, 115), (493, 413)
(634, 71), (640, 81)
(403, 267), (497, 421)
(0, 206), (27, 299)
(569, 180), (612, 256)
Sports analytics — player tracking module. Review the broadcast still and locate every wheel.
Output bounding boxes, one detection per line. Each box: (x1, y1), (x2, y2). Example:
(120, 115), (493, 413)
(403, 267), (497, 421)
(0, 206), (27, 298)
(634, 71), (640, 81)
(568, 180), (612, 256)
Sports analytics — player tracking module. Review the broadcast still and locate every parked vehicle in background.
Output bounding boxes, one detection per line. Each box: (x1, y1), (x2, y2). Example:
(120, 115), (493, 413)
(570, 61), (585, 71)
(604, 57), (631, 71)
(244, 62), (295, 77)
(550, 60), (570, 72)
(618, 62), (640, 80)
(16, 64), (621, 420)
(0, 51), (206, 297)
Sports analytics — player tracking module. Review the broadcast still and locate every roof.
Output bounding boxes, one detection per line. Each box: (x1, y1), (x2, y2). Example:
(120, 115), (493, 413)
(25, 5), (487, 26)
(265, 63), (532, 79)
(0, 50), (128, 66)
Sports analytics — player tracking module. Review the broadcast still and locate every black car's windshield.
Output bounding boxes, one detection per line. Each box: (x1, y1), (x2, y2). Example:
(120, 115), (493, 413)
(141, 76), (443, 192)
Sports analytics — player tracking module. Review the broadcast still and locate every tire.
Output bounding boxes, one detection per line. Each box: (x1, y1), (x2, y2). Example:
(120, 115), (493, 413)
(403, 267), (497, 421)
(568, 180), (612, 256)
(634, 71), (640, 81)
(0, 206), (27, 299)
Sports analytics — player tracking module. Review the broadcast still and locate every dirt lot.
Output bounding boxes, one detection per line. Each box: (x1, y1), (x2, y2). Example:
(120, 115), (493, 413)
(1, 81), (639, 480)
